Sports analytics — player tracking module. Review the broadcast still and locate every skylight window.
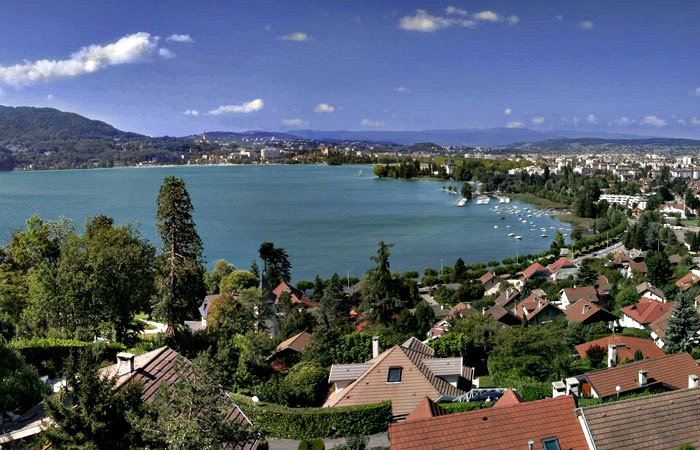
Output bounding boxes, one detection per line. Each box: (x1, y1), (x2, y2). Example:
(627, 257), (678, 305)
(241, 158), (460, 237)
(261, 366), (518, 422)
(541, 437), (561, 450)
(387, 367), (402, 383)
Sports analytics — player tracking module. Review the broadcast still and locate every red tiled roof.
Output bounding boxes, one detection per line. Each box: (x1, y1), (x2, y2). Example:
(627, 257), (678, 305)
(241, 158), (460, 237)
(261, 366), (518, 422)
(546, 257), (576, 274)
(581, 352), (699, 398)
(575, 336), (665, 361)
(565, 299), (617, 324)
(676, 272), (700, 291)
(273, 280), (319, 308)
(389, 395), (587, 450)
(519, 262), (548, 281)
(479, 271), (496, 285)
(275, 331), (311, 353)
(621, 298), (677, 325)
(406, 396), (447, 421)
(561, 285), (599, 304)
(492, 388), (522, 408)
(628, 260), (648, 273)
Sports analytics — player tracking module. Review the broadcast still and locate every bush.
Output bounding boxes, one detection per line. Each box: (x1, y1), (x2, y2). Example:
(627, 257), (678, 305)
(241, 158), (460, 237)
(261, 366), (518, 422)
(440, 401), (493, 413)
(10, 338), (126, 377)
(299, 438), (325, 450)
(232, 395), (392, 439)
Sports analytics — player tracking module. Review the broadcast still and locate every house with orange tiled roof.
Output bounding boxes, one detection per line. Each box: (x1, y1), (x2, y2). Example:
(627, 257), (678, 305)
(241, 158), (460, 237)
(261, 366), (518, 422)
(619, 298), (677, 331)
(272, 280), (319, 309)
(564, 299), (617, 326)
(478, 271), (499, 295)
(546, 257), (578, 282)
(267, 331), (312, 372)
(494, 286), (520, 311)
(515, 295), (563, 325)
(389, 393), (587, 450)
(405, 396), (447, 421)
(676, 271), (700, 292)
(559, 285), (599, 309)
(515, 261), (549, 287)
(576, 352), (699, 399)
(575, 335), (665, 366)
(324, 337), (473, 416)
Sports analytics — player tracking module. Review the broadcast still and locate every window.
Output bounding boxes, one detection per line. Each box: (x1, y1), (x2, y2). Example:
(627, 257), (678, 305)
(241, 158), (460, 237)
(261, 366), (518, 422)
(541, 437), (561, 450)
(387, 367), (402, 383)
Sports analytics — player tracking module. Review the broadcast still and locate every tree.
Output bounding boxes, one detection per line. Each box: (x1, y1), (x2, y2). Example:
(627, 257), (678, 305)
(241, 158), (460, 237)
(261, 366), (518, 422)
(258, 242), (292, 296)
(645, 250), (672, 287)
(461, 182), (472, 199)
(281, 362), (328, 407)
(0, 340), (45, 419)
(576, 260), (598, 286)
(155, 177), (206, 334)
(204, 259), (235, 294)
(135, 352), (257, 449)
(320, 272), (350, 323)
(361, 241), (402, 324)
(44, 351), (146, 450)
(219, 269), (259, 295)
(206, 293), (255, 342)
(664, 292), (699, 354)
(415, 300), (436, 338)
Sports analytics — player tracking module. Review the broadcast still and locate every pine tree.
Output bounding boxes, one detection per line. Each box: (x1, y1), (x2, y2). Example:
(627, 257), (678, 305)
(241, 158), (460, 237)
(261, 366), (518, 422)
(155, 177), (206, 334)
(361, 241), (401, 324)
(664, 292), (699, 354)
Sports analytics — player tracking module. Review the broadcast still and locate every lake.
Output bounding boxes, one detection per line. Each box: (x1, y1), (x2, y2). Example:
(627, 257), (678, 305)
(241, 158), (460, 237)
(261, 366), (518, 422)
(0, 165), (569, 281)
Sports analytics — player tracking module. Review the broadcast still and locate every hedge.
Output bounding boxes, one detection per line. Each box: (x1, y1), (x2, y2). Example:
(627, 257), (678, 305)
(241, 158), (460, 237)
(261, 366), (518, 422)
(440, 401), (493, 414)
(10, 338), (126, 377)
(231, 394), (392, 439)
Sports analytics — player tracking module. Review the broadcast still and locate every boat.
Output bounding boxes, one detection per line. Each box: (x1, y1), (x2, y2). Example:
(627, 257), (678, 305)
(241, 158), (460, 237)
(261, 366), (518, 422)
(514, 235), (523, 240)
(499, 196), (511, 203)
(508, 232), (515, 237)
(455, 197), (468, 207)
(476, 196), (490, 205)
(499, 216), (505, 220)
(540, 233), (548, 237)
(494, 225), (498, 229)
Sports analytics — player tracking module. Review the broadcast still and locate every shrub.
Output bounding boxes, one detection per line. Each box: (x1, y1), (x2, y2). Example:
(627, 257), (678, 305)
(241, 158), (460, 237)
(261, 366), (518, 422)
(299, 438), (325, 450)
(440, 401), (493, 413)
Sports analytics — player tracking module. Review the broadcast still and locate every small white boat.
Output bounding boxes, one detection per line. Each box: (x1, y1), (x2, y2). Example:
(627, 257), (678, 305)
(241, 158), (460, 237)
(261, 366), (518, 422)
(494, 225), (499, 229)
(455, 197), (468, 207)
(540, 233), (548, 237)
(508, 232), (515, 237)
(514, 235), (523, 240)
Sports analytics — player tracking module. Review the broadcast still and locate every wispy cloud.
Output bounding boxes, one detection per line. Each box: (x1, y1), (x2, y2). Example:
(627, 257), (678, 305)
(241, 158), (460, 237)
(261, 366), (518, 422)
(586, 114), (599, 125)
(503, 108), (512, 116)
(314, 103), (335, 113)
(208, 99), (264, 115)
(555, 15), (564, 21)
(0, 32), (163, 87)
(183, 109), (200, 116)
(610, 116), (634, 126)
(394, 86), (412, 94)
(578, 20), (594, 30)
(361, 119), (385, 128)
(399, 9), (517, 32)
(532, 117), (545, 125)
(445, 6), (467, 16)
(691, 87), (700, 96)
(166, 34), (194, 43)
(507, 121), (524, 128)
(158, 48), (175, 59)
(641, 115), (667, 127)
(46, 94), (54, 100)
(281, 118), (308, 127)
(279, 32), (312, 41)
(691, 117), (700, 125)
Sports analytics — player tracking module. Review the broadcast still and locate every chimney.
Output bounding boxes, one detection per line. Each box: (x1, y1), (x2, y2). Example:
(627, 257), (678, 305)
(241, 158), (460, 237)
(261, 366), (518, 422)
(607, 343), (618, 368)
(638, 369), (647, 386)
(116, 352), (135, 375)
(372, 336), (380, 358)
(689, 375), (699, 389)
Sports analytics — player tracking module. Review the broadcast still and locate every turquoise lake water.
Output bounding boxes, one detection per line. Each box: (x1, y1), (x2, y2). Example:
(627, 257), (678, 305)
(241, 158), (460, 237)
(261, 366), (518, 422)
(0, 165), (569, 281)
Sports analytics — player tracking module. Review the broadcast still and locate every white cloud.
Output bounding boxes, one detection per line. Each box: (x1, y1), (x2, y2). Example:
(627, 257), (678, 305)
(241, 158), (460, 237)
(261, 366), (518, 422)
(279, 32), (312, 41)
(532, 117), (545, 125)
(394, 86), (412, 94)
(208, 99), (264, 115)
(691, 117), (700, 125)
(503, 108), (512, 116)
(314, 103), (335, 113)
(473, 11), (501, 22)
(507, 15), (520, 25)
(677, 118), (687, 125)
(361, 119), (385, 128)
(445, 6), (467, 16)
(578, 20), (594, 30)
(399, 10), (455, 32)
(691, 87), (700, 96)
(183, 109), (200, 116)
(281, 118), (308, 127)
(46, 93), (54, 100)
(555, 15), (564, 21)
(0, 32), (161, 87)
(507, 121), (524, 128)
(611, 116), (634, 126)
(641, 115), (667, 127)
(572, 116), (580, 126)
(586, 114), (599, 125)
(166, 34), (194, 43)
(0, 87), (4, 97)
(158, 47), (175, 59)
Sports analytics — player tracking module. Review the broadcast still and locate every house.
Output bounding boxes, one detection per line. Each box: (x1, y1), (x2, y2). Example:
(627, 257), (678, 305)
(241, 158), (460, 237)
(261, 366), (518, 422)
(272, 280), (319, 309)
(648, 306), (676, 348)
(1, 347), (258, 448)
(619, 298), (677, 331)
(564, 299), (617, 326)
(516, 262), (549, 286)
(559, 286), (599, 309)
(575, 336), (665, 366)
(596, 275), (612, 293)
(635, 282), (666, 302)
(581, 387), (700, 450)
(267, 331), (312, 372)
(494, 287), (520, 311)
(324, 337), (473, 416)
(676, 271), (700, 292)
(478, 271), (499, 295)
(486, 304), (522, 327)
(660, 202), (686, 219)
(577, 352), (699, 399)
(514, 295), (563, 325)
(624, 260), (648, 278)
(388, 393), (587, 450)
(546, 257), (578, 282)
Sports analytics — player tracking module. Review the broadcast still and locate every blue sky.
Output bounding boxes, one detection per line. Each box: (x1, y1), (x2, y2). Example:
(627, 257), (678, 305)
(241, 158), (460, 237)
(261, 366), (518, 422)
(0, 1), (699, 138)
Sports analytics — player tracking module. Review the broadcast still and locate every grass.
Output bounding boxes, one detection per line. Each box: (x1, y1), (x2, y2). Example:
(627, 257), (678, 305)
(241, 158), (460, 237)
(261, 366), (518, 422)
(681, 219), (700, 227)
(553, 213), (596, 230)
(511, 193), (568, 210)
